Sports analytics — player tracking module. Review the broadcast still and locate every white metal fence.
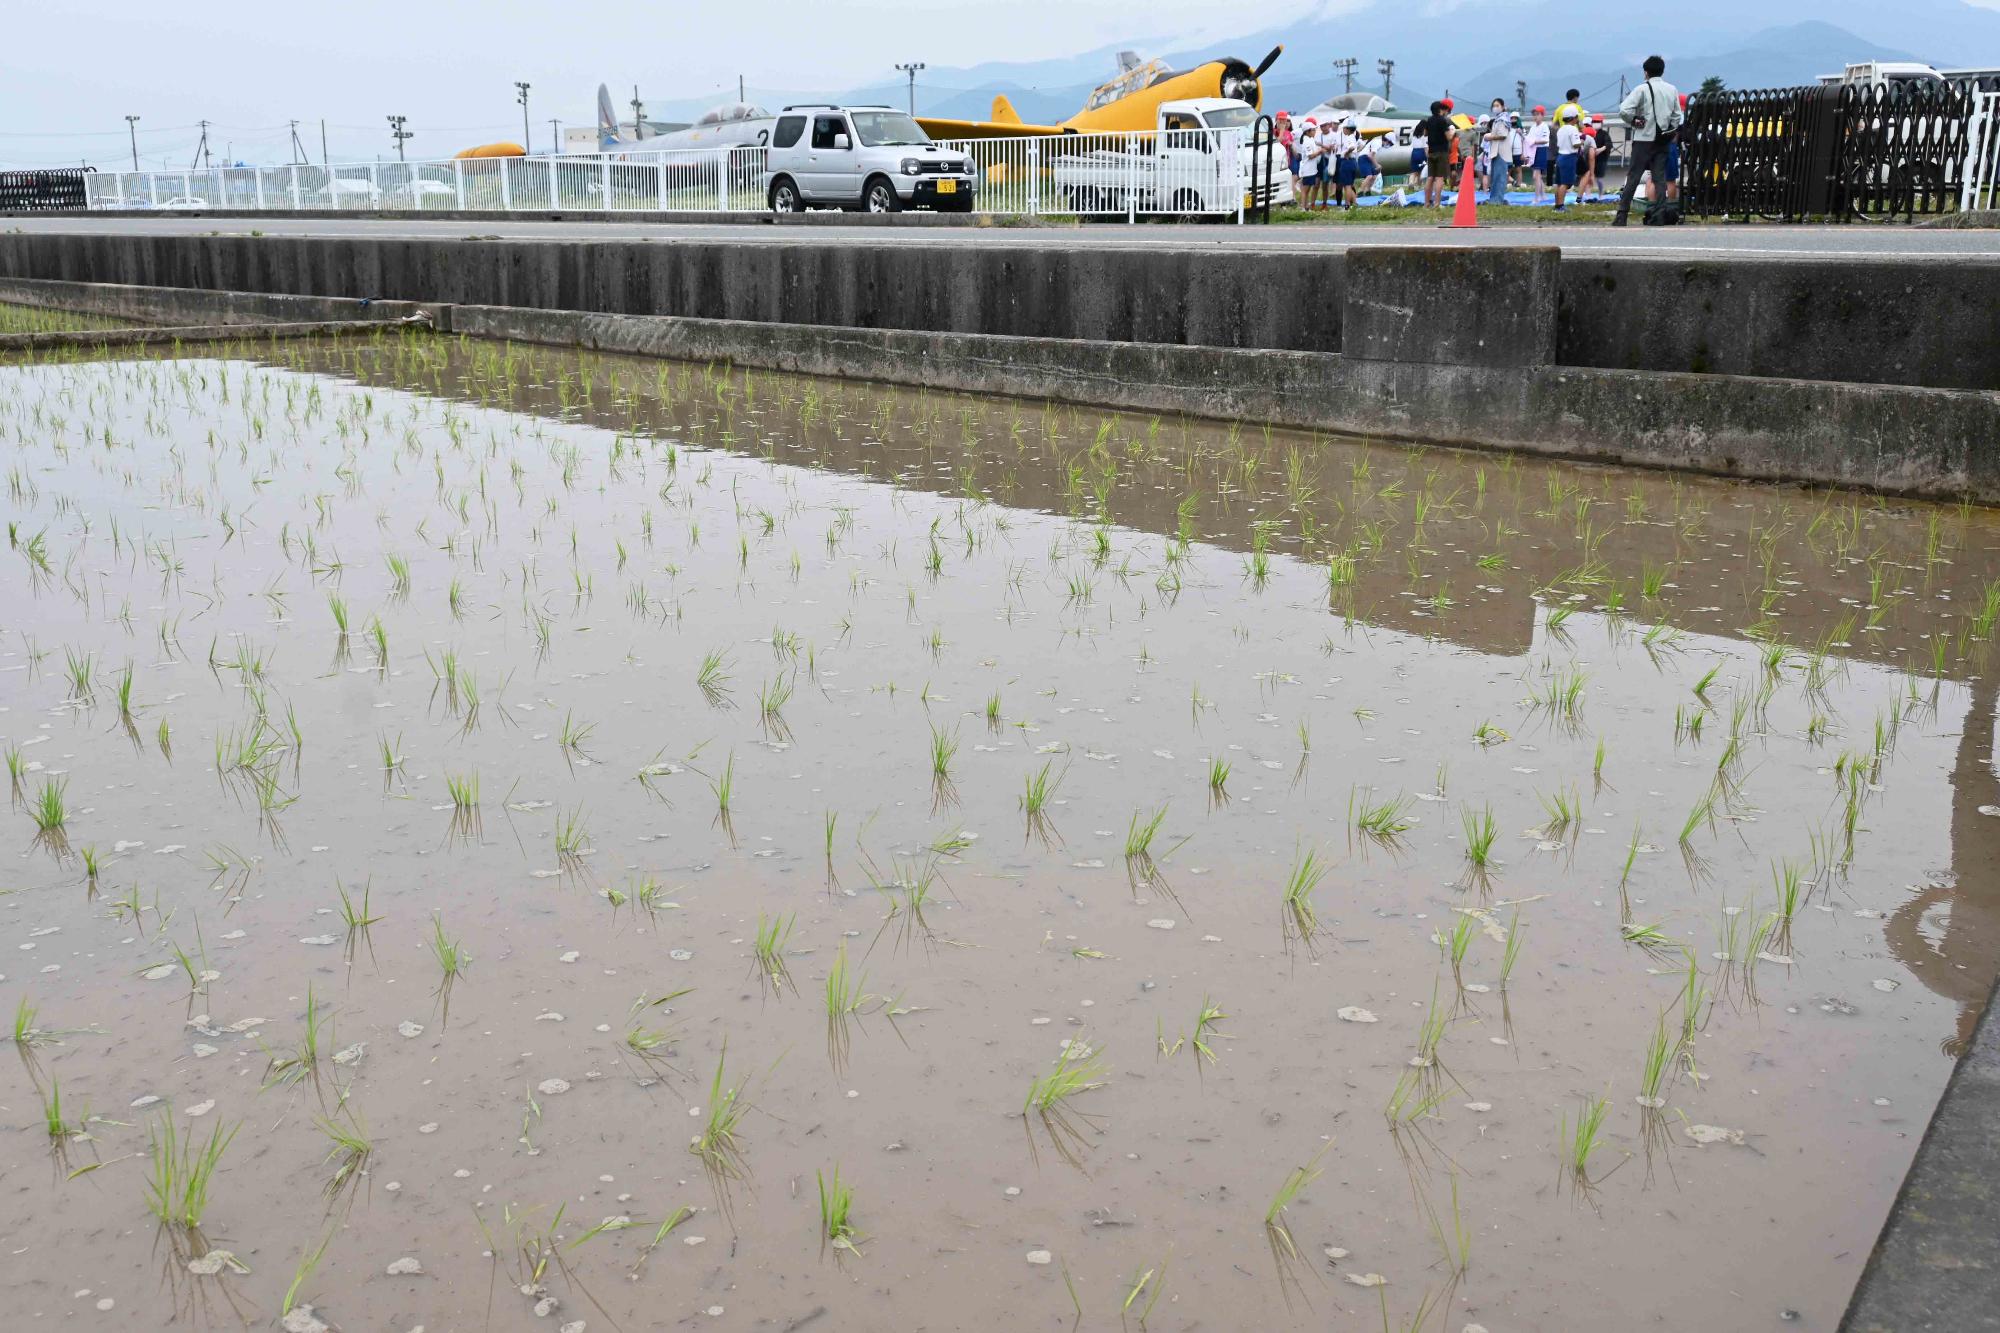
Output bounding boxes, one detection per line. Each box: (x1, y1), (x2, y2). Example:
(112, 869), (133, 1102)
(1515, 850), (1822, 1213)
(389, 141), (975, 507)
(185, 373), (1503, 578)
(84, 129), (1283, 220)
(1964, 90), (2000, 211)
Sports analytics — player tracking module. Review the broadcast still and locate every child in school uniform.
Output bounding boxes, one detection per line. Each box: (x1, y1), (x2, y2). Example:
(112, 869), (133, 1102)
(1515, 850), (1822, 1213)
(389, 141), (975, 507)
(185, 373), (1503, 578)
(1552, 108), (1583, 211)
(1295, 117), (1324, 208)
(1527, 105), (1551, 202)
(1330, 119), (1358, 208)
(1349, 118), (1377, 200)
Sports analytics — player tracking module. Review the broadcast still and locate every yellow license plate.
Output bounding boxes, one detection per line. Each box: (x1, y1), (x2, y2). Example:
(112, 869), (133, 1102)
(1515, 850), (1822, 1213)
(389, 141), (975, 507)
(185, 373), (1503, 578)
(937, 179), (957, 194)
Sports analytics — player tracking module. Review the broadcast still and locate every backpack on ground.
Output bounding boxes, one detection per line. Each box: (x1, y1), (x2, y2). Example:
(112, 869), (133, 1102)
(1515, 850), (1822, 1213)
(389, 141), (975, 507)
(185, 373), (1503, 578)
(1643, 200), (1682, 226)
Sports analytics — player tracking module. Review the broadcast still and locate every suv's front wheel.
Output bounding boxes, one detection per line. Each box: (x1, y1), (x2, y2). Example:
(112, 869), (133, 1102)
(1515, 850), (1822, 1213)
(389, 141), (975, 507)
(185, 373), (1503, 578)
(863, 176), (901, 213)
(769, 176), (802, 213)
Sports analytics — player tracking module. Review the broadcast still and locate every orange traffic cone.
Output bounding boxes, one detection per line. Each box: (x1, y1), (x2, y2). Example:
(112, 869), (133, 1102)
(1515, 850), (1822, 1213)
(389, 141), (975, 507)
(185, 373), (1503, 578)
(1448, 155), (1480, 228)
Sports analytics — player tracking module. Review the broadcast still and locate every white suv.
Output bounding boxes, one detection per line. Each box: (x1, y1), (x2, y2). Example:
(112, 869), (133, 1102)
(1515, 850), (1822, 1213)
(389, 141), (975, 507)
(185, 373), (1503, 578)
(765, 106), (977, 213)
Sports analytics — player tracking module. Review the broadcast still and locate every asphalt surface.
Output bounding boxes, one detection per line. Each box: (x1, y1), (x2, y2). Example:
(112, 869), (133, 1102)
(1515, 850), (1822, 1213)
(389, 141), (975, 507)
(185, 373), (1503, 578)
(9, 214), (2000, 261)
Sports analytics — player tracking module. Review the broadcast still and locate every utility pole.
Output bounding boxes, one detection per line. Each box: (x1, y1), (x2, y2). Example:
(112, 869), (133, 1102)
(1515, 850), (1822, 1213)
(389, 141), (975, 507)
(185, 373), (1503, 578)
(515, 81), (532, 153)
(387, 115), (412, 162)
(1333, 57), (1359, 94)
(191, 120), (212, 170)
(288, 119), (307, 165)
(125, 115), (140, 171)
(1377, 58), (1395, 105)
(548, 119), (561, 156)
(739, 75), (745, 104)
(630, 86), (646, 140)
(1515, 79), (1527, 112)
(321, 119), (329, 166)
(894, 62), (926, 115)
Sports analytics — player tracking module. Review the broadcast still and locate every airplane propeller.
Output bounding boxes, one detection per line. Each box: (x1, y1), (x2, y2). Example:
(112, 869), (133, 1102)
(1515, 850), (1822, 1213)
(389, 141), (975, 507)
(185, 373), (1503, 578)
(1253, 45), (1283, 79)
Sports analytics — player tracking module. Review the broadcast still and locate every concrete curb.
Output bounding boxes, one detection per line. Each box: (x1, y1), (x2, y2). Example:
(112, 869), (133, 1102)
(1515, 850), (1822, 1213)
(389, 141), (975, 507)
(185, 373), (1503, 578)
(1841, 973), (2000, 1331)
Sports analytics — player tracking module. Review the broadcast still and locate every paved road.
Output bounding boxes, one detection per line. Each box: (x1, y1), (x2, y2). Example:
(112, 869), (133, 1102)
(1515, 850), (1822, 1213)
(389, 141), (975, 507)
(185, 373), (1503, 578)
(10, 214), (2000, 261)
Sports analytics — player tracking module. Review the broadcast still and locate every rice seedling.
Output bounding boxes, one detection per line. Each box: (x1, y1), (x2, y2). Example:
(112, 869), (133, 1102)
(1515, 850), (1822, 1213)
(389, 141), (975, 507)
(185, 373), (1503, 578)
(928, 721), (960, 786)
(1770, 857), (1807, 951)
(1025, 1036), (1109, 1118)
(5, 743), (22, 801)
(556, 709), (596, 759)
(695, 649), (733, 707)
(1265, 1142), (1331, 1264)
(444, 770), (481, 843)
(984, 689), (1002, 729)
(687, 1041), (752, 1196)
(1280, 844), (1329, 952)
(1460, 803), (1498, 882)
(553, 805), (591, 870)
(1679, 791), (1715, 846)
(1558, 1092), (1615, 1193)
(751, 911), (796, 996)
(1441, 912), (1478, 985)
(817, 1165), (863, 1257)
(62, 648), (95, 702)
(1020, 759), (1062, 846)
(428, 914), (468, 1025)
(1350, 787), (1416, 847)
(335, 876), (381, 962)
(263, 982), (331, 1091)
(1472, 719), (1509, 747)
(314, 1108), (372, 1202)
(282, 1230), (334, 1316)
(145, 1115), (240, 1231)
(1499, 910), (1524, 989)
(41, 1078), (86, 1143)
(1538, 786), (1580, 840)
(1124, 804), (1169, 861)
(1207, 755), (1232, 802)
(30, 776), (69, 855)
(709, 751), (736, 843)
(1122, 1253), (1170, 1324)
(1637, 1009), (1674, 1109)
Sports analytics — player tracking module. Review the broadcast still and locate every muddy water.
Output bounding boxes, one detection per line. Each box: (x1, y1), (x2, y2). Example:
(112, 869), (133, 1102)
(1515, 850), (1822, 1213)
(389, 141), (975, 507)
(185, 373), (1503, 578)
(4, 334), (1999, 1332)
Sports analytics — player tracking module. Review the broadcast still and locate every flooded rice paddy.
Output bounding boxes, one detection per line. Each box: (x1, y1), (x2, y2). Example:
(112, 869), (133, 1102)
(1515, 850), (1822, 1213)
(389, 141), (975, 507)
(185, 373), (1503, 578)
(0, 303), (140, 337)
(4, 330), (2000, 1332)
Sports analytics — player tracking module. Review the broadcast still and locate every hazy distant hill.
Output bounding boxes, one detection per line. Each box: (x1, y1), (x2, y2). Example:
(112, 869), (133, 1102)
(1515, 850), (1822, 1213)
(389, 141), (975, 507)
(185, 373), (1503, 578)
(630, 1), (1999, 126)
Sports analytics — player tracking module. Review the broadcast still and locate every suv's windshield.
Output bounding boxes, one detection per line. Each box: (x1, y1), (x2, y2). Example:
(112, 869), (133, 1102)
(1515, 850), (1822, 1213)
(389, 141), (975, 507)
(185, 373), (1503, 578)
(851, 111), (931, 147)
(1203, 105), (1257, 130)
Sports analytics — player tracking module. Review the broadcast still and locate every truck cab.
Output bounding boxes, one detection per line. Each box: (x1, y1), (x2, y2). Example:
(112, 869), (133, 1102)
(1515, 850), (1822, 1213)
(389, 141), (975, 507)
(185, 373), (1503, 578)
(765, 106), (977, 213)
(1820, 62), (1946, 89)
(1052, 97), (1280, 214)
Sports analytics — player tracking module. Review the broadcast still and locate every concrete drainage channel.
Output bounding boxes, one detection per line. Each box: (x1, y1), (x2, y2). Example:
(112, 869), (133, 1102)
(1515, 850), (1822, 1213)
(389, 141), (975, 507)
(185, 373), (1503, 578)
(1, 256), (1997, 1327)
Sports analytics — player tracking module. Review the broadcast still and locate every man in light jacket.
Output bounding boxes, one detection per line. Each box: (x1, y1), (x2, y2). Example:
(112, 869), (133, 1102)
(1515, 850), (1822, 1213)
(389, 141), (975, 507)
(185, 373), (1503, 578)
(1613, 54), (1683, 226)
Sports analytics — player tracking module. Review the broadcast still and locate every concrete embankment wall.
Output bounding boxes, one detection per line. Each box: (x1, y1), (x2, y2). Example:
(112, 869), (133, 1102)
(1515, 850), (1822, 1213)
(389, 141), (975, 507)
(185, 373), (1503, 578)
(8, 230), (2000, 390)
(3, 233), (1998, 502)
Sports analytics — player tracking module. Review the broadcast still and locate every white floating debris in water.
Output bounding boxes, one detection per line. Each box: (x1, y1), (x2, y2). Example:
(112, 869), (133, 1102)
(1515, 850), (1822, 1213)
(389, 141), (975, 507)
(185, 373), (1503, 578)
(1980, 805), (2000, 817)
(141, 964), (177, 981)
(535, 1012), (565, 1022)
(669, 950), (692, 962)
(1324, 1246), (1349, 1261)
(299, 935), (337, 947)
(1025, 1250), (1052, 1265)
(706, 1308), (725, 1318)
(1464, 1102), (1492, 1112)
(156, 844), (186, 854)
(398, 1020), (425, 1038)
(1463, 983), (1491, 994)
(96, 1299), (114, 1312)
(1854, 908), (1883, 919)
(419, 1123), (439, 1134)
(538, 1078), (571, 1096)
(332, 1042), (366, 1066)
(1337, 1007), (1378, 1023)
(386, 1257), (423, 1276)
(1873, 1097), (1892, 1107)
(185, 1100), (215, 1117)
(1146, 919), (1175, 930)
(559, 951), (581, 963)
(1872, 979), (1899, 992)
(187, 1250), (249, 1276)
(281, 1306), (330, 1333)
(1346, 1273), (1387, 1288)
(1071, 859), (1106, 869)
(220, 930), (246, 941)
(191, 1043), (218, 1059)
(114, 840), (145, 852)
(1684, 1123), (1746, 1146)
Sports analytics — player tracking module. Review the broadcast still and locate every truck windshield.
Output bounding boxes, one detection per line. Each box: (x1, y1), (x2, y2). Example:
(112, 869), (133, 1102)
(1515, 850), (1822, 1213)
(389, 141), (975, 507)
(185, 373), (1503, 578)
(1203, 105), (1258, 130)
(851, 112), (931, 146)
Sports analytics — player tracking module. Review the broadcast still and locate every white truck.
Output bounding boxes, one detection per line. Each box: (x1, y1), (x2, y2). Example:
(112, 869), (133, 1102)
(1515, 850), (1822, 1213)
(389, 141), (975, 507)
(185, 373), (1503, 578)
(1049, 97), (1287, 215)
(1817, 62), (1946, 88)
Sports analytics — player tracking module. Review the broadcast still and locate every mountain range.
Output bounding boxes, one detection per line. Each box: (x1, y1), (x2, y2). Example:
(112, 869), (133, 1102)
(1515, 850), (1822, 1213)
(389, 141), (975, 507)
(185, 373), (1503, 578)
(633, 1), (2000, 126)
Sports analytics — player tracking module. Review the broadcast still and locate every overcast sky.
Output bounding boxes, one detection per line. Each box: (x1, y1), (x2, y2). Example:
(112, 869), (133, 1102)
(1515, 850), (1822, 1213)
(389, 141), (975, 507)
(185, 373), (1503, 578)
(2, 0), (1332, 168)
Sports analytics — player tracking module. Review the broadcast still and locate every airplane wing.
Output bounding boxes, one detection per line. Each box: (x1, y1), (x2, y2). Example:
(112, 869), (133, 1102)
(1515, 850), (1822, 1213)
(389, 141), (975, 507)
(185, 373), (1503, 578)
(917, 116), (1070, 140)
(918, 93), (1068, 141)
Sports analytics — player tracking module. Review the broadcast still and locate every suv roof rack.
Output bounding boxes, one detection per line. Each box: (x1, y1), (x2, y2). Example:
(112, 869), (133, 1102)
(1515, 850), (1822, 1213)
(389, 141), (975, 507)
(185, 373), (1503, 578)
(780, 103), (841, 112)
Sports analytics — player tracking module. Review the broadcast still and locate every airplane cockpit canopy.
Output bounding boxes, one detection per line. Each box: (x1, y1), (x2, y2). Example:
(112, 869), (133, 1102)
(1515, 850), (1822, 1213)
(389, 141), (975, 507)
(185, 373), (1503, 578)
(697, 102), (772, 126)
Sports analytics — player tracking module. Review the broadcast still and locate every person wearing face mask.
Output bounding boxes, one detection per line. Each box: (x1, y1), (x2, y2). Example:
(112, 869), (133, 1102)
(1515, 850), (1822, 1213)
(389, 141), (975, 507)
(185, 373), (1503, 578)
(1482, 99), (1513, 205)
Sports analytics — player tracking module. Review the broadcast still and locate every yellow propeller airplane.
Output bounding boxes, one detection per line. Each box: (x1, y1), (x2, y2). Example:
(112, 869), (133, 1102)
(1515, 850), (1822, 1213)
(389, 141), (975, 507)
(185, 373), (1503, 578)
(916, 45), (1283, 139)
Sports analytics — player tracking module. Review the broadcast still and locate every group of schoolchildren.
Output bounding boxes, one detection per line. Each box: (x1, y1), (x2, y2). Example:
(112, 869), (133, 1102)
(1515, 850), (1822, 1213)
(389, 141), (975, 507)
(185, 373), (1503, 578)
(1271, 113), (1382, 209)
(1276, 87), (1620, 211)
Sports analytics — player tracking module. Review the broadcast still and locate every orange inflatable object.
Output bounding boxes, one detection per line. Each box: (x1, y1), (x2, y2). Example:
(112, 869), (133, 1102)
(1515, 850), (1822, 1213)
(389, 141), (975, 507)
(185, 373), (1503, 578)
(453, 142), (526, 160)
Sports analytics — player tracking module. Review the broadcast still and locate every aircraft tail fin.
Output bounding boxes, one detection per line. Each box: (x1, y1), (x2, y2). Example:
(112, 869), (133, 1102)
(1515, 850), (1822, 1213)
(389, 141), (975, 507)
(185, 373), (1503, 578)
(990, 94), (1023, 125)
(597, 84), (622, 148)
